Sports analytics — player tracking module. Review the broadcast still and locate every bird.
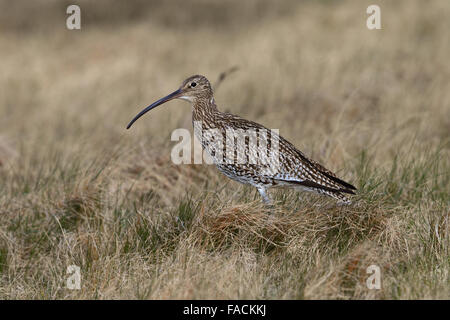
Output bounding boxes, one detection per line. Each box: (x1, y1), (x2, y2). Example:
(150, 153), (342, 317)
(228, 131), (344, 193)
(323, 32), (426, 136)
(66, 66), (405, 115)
(126, 75), (356, 205)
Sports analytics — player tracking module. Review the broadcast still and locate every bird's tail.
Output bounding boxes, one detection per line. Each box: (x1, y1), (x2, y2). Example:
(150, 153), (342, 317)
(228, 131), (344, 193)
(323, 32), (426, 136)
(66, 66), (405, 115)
(318, 189), (352, 205)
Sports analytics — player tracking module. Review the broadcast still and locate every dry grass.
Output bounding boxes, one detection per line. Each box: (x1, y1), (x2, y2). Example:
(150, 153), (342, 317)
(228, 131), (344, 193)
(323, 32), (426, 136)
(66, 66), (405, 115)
(0, 0), (448, 299)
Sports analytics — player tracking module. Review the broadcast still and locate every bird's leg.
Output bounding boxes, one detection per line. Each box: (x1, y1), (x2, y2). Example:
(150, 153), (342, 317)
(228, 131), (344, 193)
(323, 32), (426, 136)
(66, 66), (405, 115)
(257, 187), (272, 205)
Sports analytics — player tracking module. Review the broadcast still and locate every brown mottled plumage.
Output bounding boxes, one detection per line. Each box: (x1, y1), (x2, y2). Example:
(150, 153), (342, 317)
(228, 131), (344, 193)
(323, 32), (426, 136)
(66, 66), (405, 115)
(127, 75), (356, 204)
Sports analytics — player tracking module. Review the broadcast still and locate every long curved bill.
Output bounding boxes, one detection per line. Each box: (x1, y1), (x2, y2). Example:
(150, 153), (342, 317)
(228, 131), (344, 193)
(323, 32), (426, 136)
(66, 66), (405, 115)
(126, 88), (182, 129)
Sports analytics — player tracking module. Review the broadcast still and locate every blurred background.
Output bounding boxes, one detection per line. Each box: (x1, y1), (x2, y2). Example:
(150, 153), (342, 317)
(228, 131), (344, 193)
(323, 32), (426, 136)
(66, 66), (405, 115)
(0, 0), (448, 299)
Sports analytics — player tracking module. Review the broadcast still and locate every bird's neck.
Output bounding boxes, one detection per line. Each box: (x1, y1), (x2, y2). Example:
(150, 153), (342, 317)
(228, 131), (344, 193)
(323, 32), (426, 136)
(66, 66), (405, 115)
(192, 96), (219, 123)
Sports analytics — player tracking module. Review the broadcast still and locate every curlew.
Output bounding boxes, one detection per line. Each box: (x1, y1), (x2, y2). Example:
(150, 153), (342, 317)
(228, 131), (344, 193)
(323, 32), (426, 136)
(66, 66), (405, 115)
(127, 75), (356, 204)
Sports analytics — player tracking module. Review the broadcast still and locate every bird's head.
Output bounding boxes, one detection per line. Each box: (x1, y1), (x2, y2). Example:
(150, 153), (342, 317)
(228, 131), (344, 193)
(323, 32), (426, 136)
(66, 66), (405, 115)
(126, 75), (212, 129)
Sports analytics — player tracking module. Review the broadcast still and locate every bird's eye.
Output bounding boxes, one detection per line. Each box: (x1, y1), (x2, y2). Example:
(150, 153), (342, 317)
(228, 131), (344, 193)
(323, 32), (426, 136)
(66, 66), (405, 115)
(190, 82), (197, 87)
